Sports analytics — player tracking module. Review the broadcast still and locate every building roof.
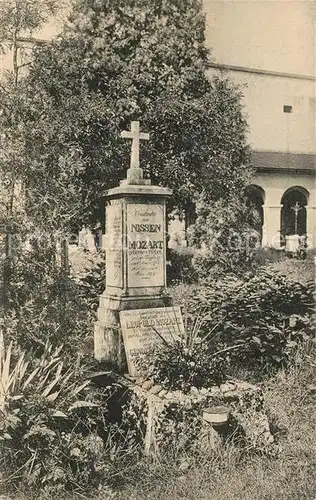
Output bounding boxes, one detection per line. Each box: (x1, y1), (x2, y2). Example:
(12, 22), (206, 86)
(209, 63), (316, 81)
(251, 151), (316, 173)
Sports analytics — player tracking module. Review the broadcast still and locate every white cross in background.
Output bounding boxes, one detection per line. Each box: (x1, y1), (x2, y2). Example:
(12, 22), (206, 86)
(291, 201), (302, 235)
(121, 121), (149, 169)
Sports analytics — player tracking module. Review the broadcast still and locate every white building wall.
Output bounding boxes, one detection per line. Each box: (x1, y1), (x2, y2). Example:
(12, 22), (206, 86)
(204, 0), (315, 155)
(210, 68), (315, 154)
(203, 1), (315, 77)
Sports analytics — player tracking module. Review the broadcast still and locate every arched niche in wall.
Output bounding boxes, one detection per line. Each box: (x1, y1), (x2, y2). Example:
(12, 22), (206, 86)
(280, 186), (309, 239)
(245, 184), (265, 239)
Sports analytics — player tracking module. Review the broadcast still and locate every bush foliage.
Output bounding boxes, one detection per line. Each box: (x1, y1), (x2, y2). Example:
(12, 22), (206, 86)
(0, 340), (135, 493)
(188, 196), (261, 278)
(145, 340), (227, 392)
(1, 239), (99, 359)
(167, 247), (196, 285)
(0, 342), (98, 491)
(164, 269), (315, 384)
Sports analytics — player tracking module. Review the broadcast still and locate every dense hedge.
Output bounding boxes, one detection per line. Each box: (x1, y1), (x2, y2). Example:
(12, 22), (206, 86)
(154, 268), (316, 387)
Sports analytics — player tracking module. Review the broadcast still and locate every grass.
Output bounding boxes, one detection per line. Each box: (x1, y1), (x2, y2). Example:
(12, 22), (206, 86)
(268, 257), (315, 285)
(2, 252), (315, 500)
(255, 246), (315, 285)
(7, 347), (316, 500)
(111, 344), (316, 500)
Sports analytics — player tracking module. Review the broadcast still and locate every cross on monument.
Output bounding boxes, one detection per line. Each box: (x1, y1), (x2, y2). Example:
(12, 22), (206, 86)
(291, 201), (302, 234)
(121, 121), (149, 169)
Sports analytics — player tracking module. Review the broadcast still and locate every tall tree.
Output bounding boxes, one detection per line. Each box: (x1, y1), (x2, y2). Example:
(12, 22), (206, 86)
(6, 0), (252, 231)
(0, 0), (61, 309)
(0, 0), (58, 84)
(0, 0), (60, 229)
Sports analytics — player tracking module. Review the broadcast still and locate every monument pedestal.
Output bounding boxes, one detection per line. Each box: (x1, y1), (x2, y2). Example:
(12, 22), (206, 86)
(94, 182), (173, 369)
(95, 292), (172, 368)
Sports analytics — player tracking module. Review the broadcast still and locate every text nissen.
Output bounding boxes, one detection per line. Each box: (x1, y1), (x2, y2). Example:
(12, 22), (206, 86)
(131, 224), (161, 233)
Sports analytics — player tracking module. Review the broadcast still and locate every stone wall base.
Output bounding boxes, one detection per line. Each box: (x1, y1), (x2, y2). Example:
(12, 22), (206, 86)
(93, 373), (275, 458)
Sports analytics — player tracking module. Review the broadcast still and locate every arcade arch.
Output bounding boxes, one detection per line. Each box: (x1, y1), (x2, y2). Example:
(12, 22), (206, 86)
(245, 184), (265, 239)
(280, 186), (309, 240)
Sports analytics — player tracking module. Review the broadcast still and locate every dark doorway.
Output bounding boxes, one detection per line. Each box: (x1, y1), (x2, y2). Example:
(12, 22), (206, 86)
(281, 187), (308, 239)
(246, 185), (265, 240)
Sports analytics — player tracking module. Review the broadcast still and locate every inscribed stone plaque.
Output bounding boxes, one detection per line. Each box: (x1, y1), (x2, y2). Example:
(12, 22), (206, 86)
(127, 203), (164, 288)
(120, 306), (185, 376)
(106, 203), (123, 287)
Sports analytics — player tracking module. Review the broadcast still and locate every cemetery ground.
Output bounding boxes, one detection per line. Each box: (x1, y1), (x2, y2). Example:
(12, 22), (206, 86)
(1, 354), (316, 500)
(1, 0), (314, 496)
(110, 350), (316, 500)
(0, 247), (315, 500)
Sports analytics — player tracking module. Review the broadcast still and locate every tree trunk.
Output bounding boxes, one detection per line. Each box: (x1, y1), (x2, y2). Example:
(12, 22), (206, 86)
(185, 202), (196, 243)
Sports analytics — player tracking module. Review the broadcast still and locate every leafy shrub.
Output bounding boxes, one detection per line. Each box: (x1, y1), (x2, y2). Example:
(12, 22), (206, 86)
(190, 249), (248, 282)
(172, 269), (315, 376)
(0, 341), (123, 493)
(218, 271), (315, 370)
(1, 241), (94, 359)
(191, 249), (216, 280)
(166, 247), (196, 285)
(145, 341), (227, 392)
(139, 315), (229, 392)
(74, 252), (106, 311)
(252, 246), (286, 266)
(187, 196), (261, 277)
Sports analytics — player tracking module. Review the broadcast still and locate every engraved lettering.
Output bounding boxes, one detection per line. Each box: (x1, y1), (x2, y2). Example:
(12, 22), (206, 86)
(127, 204), (165, 287)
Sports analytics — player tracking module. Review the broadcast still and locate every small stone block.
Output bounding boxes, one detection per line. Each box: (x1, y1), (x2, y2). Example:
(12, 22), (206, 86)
(203, 406), (230, 426)
(289, 316), (297, 327)
(149, 385), (163, 395)
(126, 167), (144, 185)
(220, 383), (237, 393)
(136, 377), (146, 386)
(157, 389), (167, 398)
(200, 387), (209, 396)
(142, 380), (154, 391)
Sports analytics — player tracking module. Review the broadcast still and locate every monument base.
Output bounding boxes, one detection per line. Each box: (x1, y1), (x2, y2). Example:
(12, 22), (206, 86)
(94, 292), (173, 369)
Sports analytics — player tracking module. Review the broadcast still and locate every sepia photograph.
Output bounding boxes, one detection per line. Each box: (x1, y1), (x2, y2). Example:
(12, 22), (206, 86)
(0, 0), (315, 498)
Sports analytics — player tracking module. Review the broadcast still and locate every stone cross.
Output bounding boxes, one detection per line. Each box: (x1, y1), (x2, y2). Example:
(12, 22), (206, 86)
(291, 201), (302, 234)
(121, 121), (149, 169)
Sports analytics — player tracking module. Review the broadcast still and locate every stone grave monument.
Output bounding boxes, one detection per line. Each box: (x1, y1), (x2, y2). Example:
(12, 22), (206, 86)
(95, 121), (184, 373)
